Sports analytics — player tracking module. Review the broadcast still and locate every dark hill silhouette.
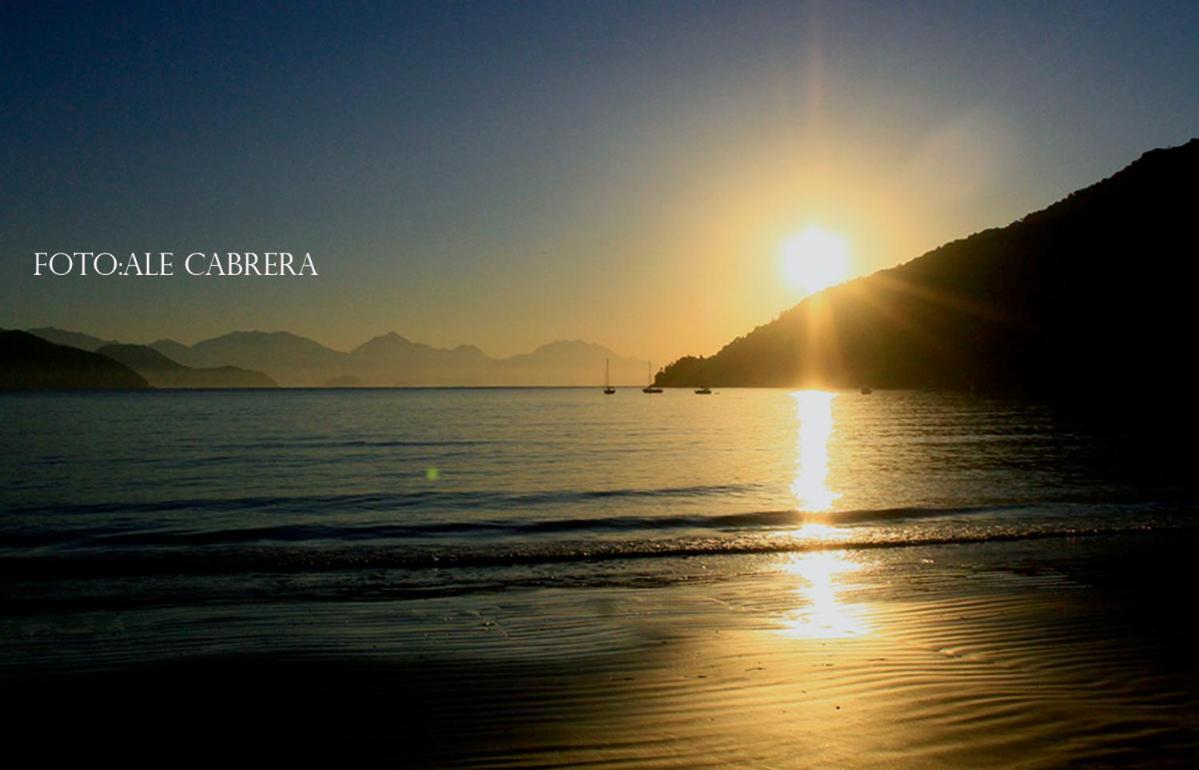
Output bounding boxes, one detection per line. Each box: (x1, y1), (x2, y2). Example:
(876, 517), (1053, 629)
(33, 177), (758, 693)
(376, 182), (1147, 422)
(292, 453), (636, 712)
(0, 331), (148, 390)
(657, 138), (1199, 392)
(96, 344), (277, 388)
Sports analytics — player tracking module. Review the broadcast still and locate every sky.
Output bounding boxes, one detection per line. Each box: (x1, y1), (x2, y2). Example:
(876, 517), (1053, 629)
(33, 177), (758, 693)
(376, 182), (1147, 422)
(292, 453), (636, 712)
(3, 1), (1199, 363)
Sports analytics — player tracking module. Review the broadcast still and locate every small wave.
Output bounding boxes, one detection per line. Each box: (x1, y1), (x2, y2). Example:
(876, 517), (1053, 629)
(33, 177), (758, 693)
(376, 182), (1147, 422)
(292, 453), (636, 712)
(212, 438), (499, 450)
(2, 483), (762, 519)
(0, 524), (1189, 580)
(1, 501), (1180, 551)
(0, 503), (1064, 550)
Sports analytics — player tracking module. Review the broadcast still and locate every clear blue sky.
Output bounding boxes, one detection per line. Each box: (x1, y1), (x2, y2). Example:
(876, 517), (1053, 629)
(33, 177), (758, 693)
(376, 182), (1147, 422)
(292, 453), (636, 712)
(3, 1), (1198, 361)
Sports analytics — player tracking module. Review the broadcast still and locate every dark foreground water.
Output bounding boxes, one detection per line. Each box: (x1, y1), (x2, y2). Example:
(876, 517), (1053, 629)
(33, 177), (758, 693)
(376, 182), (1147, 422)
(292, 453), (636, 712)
(2, 389), (1197, 766)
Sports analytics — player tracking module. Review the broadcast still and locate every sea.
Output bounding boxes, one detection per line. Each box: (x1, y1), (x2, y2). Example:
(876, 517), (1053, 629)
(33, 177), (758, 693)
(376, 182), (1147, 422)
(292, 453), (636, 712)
(1, 387), (1196, 668)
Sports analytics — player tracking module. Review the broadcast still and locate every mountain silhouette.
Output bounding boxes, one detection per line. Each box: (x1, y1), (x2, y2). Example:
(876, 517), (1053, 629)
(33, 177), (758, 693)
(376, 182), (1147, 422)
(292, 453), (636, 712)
(347, 332), (493, 386)
(95, 344), (277, 388)
(24, 327), (118, 352)
(12, 329), (645, 387)
(151, 331), (344, 386)
(657, 138), (1199, 392)
(142, 331), (646, 386)
(1, 331), (148, 390)
(146, 338), (192, 363)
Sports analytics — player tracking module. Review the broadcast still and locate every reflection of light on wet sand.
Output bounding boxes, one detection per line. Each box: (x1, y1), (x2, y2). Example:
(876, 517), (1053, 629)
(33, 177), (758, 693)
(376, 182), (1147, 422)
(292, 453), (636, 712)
(783, 522), (850, 542)
(791, 391), (840, 512)
(779, 551), (871, 639)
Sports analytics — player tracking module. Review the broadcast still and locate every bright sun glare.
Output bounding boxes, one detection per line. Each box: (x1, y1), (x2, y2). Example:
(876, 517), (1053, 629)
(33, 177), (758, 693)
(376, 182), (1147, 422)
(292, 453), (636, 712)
(781, 227), (850, 295)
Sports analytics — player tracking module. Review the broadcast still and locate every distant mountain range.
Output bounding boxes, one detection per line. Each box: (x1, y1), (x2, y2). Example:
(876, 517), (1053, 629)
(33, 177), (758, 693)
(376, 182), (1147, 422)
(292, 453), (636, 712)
(658, 138), (1199, 393)
(96, 344), (278, 388)
(19, 328), (650, 387)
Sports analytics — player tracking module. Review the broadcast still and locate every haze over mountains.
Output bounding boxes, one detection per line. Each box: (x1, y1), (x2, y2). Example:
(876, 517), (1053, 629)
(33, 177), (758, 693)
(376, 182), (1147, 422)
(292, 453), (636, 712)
(658, 138), (1199, 393)
(96, 344), (278, 389)
(23, 328), (650, 387)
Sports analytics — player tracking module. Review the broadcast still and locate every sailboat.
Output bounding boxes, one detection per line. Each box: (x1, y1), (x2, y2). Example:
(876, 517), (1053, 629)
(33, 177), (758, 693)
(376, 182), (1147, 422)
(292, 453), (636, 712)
(642, 361), (662, 393)
(603, 358), (616, 394)
(694, 360), (712, 394)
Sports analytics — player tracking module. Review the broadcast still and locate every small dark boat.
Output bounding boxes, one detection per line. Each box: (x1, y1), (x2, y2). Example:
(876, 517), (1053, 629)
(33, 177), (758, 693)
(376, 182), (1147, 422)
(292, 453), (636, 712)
(694, 386), (712, 395)
(860, 386), (873, 395)
(603, 359), (616, 394)
(642, 362), (662, 393)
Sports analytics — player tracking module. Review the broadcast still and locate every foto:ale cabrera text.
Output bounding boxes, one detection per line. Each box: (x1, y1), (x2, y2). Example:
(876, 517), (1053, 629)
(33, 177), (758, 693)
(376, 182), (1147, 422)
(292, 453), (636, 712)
(34, 251), (319, 277)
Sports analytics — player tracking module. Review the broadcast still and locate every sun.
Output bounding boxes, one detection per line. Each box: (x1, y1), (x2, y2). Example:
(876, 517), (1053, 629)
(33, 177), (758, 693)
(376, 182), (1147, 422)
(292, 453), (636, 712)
(781, 227), (850, 295)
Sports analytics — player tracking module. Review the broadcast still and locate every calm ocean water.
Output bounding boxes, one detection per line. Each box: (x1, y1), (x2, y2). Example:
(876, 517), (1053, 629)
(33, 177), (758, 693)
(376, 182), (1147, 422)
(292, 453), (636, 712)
(4, 388), (1197, 763)
(2, 388), (1195, 590)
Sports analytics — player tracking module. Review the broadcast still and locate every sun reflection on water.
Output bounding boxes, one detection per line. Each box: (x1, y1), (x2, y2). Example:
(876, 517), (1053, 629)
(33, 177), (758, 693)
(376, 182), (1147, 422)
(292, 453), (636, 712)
(780, 392), (869, 638)
(791, 391), (840, 513)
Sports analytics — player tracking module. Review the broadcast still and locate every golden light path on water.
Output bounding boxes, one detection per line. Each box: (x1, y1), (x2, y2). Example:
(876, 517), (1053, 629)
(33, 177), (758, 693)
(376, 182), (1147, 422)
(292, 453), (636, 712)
(780, 391), (871, 639)
(790, 390), (840, 513)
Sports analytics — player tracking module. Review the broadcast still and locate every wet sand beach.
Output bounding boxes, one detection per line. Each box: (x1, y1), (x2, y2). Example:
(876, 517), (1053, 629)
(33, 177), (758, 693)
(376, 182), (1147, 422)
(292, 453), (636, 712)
(6, 528), (1197, 768)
